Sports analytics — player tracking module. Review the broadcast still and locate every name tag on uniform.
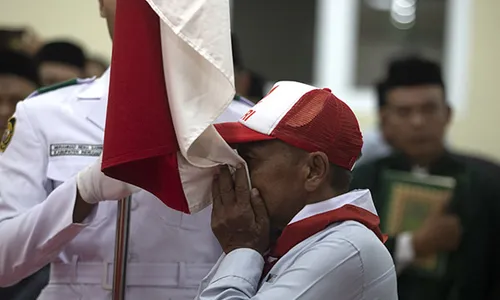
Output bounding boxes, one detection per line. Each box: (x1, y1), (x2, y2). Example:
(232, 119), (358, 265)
(50, 144), (102, 157)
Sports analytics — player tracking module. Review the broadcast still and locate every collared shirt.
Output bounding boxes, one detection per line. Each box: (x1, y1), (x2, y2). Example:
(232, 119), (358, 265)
(0, 69), (253, 299)
(350, 151), (500, 300)
(196, 190), (398, 300)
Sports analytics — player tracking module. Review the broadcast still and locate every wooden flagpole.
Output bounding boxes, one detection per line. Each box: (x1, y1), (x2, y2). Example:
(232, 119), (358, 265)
(112, 196), (132, 300)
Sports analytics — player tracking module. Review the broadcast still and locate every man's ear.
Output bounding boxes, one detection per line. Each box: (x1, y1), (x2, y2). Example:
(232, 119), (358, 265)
(303, 152), (330, 192)
(98, 0), (106, 18)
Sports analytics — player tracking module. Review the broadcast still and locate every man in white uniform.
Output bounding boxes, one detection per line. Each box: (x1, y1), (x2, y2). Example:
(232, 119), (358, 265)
(0, 0), (252, 299)
(196, 81), (398, 300)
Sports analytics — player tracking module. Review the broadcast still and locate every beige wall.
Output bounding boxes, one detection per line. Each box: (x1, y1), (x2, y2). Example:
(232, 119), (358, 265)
(0, 0), (498, 161)
(352, 1), (500, 163)
(0, 0), (111, 58)
(447, 0), (500, 162)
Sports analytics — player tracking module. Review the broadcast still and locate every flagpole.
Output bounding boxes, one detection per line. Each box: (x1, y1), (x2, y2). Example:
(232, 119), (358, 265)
(112, 196), (132, 300)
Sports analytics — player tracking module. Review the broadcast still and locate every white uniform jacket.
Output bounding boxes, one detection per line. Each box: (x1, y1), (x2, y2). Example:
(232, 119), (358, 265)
(0, 70), (252, 300)
(196, 191), (399, 300)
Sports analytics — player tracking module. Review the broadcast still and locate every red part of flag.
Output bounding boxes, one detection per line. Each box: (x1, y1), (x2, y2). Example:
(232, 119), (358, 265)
(102, 0), (189, 213)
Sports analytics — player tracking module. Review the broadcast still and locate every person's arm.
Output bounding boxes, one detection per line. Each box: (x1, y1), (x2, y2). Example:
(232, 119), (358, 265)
(351, 162), (463, 276)
(0, 102), (99, 287)
(367, 228), (416, 275)
(351, 162), (417, 273)
(197, 238), (397, 300)
(393, 232), (416, 273)
(197, 249), (263, 300)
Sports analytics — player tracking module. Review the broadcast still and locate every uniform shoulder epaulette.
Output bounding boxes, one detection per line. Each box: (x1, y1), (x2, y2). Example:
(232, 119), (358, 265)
(30, 77), (96, 98)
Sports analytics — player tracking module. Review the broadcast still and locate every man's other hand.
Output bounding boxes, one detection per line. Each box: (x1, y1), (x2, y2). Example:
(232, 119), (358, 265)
(412, 200), (462, 258)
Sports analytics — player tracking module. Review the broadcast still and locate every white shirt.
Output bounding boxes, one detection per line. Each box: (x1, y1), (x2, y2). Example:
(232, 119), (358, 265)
(0, 70), (252, 299)
(196, 191), (398, 300)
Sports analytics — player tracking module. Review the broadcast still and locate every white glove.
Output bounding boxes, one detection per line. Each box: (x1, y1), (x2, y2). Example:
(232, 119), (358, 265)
(77, 155), (140, 204)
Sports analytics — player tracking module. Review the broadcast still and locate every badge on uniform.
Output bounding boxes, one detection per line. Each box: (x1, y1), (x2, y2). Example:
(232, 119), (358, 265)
(0, 117), (16, 152)
(49, 144), (103, 157)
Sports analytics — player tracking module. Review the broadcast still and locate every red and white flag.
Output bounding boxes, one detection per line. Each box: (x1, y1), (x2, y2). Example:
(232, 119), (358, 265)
(102, 0), (242, 213)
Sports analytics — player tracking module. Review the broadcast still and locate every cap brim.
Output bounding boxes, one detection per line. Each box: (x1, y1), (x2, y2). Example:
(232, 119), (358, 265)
(214, 122), (276, 145)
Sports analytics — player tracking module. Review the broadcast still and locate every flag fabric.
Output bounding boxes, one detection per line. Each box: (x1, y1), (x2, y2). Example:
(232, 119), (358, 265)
(102, 0), (243, 213)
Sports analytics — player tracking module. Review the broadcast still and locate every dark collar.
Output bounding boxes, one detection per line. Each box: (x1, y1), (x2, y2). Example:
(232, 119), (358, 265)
(385, 150), (464, 176)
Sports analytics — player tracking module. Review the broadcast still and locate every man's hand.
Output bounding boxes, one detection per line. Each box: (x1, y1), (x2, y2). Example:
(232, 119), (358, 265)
(76, 155), (140, 204)
(211, 164), (270, 255)
(412, 200), (462, 258)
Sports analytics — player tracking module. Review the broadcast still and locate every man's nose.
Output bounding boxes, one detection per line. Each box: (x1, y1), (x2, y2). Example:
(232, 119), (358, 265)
(409, 112), (425, 128)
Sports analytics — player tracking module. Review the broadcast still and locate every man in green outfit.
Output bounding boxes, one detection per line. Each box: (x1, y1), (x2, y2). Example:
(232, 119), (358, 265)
(351, 56), (500, 300)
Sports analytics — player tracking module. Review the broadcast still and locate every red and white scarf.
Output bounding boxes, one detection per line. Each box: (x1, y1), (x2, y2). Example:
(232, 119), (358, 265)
(262, 189), (387, 278)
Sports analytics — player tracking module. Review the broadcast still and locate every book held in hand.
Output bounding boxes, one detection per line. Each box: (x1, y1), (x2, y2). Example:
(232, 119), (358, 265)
(380, 169), (456, 277)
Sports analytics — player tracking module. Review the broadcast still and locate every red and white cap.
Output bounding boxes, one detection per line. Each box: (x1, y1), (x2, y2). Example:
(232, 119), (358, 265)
(215, 81), (363, 170)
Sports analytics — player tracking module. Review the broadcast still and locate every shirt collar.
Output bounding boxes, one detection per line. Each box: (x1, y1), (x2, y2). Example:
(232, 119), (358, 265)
(77, 67), (111, 100)
(288, 189), (377, 225)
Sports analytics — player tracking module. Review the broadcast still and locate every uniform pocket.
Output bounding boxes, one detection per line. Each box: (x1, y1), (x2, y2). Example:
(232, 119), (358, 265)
(46, 156), (110, 228)
(46, 156), (95, 188)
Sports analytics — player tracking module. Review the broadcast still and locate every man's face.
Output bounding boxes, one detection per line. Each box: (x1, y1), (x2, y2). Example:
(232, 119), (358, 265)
(0, 75), (36, 132)
(236, 140), (310, 230)
(39, 62), (82, 86)
(99, 0), (117, 39)
(380, 85), (450, 160)
(85, 60), (107, 78)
